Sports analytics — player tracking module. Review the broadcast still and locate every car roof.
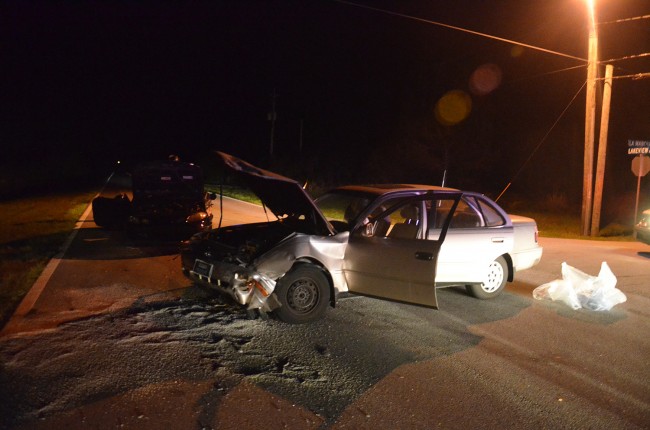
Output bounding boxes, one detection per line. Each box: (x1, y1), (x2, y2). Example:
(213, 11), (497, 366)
(330, 184), (459, 196)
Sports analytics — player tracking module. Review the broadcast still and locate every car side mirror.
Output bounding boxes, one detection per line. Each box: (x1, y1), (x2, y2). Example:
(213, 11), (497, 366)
(208, 192), (217, 200)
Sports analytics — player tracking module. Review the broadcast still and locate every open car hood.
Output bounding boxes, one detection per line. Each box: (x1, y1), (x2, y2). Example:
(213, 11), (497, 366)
(215, 151), (334, 236)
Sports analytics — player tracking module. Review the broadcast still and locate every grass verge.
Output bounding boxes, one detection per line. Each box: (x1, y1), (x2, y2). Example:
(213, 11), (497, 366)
(0, 191), (97, 329)
(519, 211), (634, 241)
(206, 184), (262, 205)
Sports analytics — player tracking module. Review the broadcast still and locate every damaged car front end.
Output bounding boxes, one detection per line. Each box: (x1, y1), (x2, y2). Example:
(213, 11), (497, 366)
(181, 152), (343, 323)
(183, 223), (300, 314)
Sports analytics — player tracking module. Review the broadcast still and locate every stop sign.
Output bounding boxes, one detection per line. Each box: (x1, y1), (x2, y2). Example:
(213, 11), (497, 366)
(632, 155), (650, 177)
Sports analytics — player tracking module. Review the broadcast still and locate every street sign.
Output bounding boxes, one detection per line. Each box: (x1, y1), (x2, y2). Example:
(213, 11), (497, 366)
(627, 139), (650, 155)
(632, 155), (650, 177)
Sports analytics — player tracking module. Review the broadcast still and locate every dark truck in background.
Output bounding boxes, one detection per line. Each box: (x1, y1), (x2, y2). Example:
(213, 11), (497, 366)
(92, 159), (215, 240)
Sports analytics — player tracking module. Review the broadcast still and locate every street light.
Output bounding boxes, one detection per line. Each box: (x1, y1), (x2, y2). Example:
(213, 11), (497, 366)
(582, 0), (598, 236)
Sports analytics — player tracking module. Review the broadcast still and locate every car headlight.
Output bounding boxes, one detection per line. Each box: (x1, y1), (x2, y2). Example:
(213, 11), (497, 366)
(186, 212), (208, 224)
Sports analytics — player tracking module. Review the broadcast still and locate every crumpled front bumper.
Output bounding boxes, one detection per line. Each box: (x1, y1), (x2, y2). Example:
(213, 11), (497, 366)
(182, 259), (281, 312)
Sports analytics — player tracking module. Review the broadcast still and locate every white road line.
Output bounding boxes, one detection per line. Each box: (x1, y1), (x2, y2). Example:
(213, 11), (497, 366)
(12, 197), (96, 316)
(12, 171), (122, 317)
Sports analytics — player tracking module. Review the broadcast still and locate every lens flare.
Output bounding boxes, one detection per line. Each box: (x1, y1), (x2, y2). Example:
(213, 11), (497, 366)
(510, 45), (524, 58)
(469, 63), (502, 96)
(435, 90), (472, 126)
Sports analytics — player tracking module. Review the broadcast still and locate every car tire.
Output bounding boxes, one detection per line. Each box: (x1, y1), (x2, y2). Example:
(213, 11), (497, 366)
(92, 194), (130, 229)
(466, 256), (508, 299)
(273, 265), (330, 324)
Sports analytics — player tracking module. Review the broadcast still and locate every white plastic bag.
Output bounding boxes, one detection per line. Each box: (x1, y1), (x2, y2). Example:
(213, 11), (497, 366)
(533, 262), (626, 311)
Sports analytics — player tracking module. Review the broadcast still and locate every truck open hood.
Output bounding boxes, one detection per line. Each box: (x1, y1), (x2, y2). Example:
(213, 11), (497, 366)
(214, 151), (334, 236)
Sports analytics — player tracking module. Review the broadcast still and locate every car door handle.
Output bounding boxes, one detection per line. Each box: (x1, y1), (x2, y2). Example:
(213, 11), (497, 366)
(491, 237), (504, 243)
(415, 251), (434, 261)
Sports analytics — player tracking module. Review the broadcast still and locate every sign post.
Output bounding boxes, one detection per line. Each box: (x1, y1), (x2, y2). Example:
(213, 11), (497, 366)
(631, 144), (650, 231)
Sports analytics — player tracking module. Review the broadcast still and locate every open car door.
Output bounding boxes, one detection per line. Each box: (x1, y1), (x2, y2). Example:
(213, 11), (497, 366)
(342, 192), (461, 309)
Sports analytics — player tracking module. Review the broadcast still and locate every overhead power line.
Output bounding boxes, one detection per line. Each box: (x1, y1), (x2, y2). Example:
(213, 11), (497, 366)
(601, 52), (650, 64)
(598, 14), (650, 25)
(331, 0), (587, 62)
(332, 0), (649, 202)
(600, 72), (650, 81)
(495, 81), (587, 202)
(508, 65), (587, 84)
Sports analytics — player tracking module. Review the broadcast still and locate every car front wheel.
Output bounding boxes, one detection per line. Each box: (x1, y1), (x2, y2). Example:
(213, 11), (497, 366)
(466, 256), (508, 299)
(273, 265), (330, 324)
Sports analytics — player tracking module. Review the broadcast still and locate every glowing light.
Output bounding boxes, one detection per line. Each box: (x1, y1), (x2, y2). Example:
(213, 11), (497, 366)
(469, 63), (502, 96)
(435, 90), (472, 126)
(586, 0), (596, 33)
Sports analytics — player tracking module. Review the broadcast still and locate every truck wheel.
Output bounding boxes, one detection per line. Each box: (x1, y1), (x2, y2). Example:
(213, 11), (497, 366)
(466, 256), (508, 299)
(273, 265), (330, 324)
(92, 194), (130, 229)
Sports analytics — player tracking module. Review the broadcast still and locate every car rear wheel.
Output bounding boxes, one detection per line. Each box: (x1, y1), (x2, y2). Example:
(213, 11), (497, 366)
(466, 256), (508, 299)
(273, 265), (330, 324)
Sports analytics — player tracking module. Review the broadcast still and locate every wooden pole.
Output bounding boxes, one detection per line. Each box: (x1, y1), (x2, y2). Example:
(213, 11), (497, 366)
(591, 64), (614, 236)
(581, 27), (598, 236)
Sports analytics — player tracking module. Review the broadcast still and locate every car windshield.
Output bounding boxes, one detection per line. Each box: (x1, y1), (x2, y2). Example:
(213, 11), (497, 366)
(314, 191), (373, 231)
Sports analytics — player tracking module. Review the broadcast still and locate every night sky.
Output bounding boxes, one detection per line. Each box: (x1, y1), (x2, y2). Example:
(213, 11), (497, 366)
(3, 0), (650, 204)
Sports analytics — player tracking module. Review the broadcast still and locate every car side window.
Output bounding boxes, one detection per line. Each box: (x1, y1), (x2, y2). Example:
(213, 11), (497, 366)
(315, 193), (370, 232)
(365, 200), (422, 240)
(385, 203), (421, 239)
(449, 199), (482, 229)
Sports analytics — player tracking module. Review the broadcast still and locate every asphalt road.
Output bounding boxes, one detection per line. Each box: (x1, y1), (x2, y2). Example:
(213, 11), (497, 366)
(1, 197), (649, 429)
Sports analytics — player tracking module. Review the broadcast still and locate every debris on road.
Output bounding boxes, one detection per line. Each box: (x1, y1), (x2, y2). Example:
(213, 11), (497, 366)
(533, 262), (627, 311)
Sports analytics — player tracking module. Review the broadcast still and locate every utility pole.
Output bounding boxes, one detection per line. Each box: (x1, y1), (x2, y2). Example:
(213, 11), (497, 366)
(591, 64), (614, 236)
(581, 19), (598, 236)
